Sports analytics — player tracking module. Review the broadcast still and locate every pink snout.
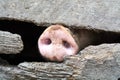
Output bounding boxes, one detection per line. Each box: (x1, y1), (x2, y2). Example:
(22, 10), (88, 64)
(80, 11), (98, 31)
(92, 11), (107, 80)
(38, 25), (79, 62)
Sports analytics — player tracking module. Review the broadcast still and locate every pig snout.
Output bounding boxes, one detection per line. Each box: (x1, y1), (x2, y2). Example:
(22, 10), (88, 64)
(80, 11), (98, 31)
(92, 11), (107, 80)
(38, 25), (79, 62)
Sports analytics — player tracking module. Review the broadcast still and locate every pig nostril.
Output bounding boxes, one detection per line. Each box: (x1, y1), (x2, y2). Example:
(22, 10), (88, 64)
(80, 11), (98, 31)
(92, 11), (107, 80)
(44, 38), (51, 45)
(62, 40), (70, 48)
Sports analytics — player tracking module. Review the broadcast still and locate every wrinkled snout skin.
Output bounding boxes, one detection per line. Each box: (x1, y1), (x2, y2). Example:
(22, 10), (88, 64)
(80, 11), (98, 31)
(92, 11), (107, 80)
(38, 25), (79, 62)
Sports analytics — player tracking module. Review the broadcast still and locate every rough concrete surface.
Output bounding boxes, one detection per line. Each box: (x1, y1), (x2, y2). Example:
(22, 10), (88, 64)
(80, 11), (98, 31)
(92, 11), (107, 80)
(0, 0), (120, 32)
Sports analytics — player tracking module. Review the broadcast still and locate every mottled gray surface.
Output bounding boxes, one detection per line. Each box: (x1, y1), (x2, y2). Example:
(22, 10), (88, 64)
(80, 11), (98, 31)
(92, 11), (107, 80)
(0, 0), (120, 32)
(0, 44), (120, 80)
(0, 30), (23, 54)
(0, 0), (120, 80)
(78, 44), (120, 80)
(18, 44), (120, 80)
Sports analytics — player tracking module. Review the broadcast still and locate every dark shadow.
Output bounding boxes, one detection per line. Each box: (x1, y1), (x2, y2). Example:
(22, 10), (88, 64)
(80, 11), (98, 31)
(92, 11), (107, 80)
(118, 78), (120, 80)
(0, 20), (46, 65)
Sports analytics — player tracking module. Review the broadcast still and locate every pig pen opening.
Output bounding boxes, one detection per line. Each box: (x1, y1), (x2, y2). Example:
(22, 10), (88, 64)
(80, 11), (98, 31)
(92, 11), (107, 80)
(0, 20), (120, 65)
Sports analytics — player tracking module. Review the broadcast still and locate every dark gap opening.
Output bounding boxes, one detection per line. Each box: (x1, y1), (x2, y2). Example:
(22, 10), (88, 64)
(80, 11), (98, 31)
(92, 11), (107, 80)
(91, 30), (120, 45)
(71, 28), (120, 50)
(0, 20), (120, 65)
(0, 20), (46, 65)
(118, 78), (120, 80)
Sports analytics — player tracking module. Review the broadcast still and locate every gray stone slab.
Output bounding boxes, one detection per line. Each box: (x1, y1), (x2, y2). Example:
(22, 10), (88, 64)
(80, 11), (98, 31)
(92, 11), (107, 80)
(0, 30), (23, 54)
(18, 43), (120, 80)
(0, 0), (120, 32)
